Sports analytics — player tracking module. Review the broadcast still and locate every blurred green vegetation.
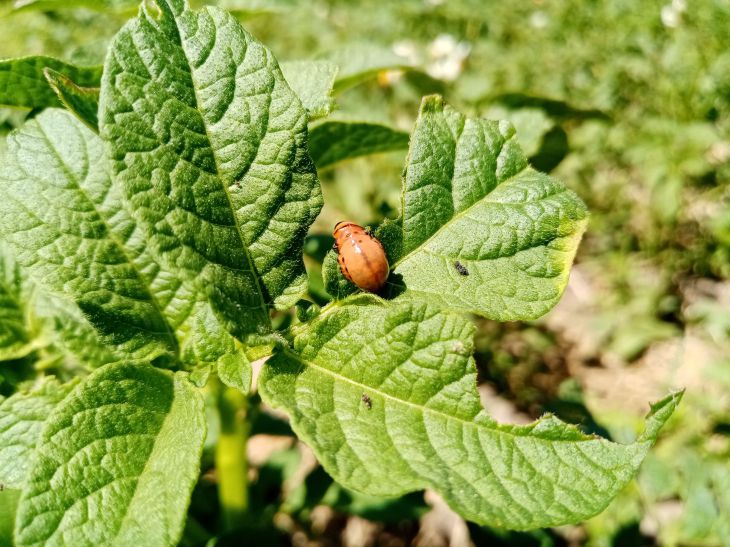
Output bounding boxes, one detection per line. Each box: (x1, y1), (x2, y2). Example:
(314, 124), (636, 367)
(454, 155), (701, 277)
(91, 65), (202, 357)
(1, 0), (728, 545)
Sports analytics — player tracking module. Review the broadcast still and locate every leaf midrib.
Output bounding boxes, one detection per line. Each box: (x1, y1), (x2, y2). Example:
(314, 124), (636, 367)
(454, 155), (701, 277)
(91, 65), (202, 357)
(394, 162), (530, 270)
(281, 347), (600, 444)
(393, 165), (588, 273)
(113, 376), (174, 541)
(164, 4), (270, 321)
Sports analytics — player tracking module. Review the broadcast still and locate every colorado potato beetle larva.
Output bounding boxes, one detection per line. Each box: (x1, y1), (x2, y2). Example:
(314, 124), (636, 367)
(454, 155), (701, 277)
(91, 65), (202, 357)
(333, 221), (389, 292)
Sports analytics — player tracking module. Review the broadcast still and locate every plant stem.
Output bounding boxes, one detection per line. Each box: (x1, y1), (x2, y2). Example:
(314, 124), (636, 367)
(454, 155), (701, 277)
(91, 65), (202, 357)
(216, 383), (249, 530)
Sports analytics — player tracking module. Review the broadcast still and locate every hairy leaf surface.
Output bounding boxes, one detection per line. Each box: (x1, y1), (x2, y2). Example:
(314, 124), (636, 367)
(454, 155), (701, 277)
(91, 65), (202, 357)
(259, 296), (682, 529)
(309, 121), (409, 170)
(392, 96), (587, 319)
(0, 377), (77, 489)
(100, 0), (322, 322)
(0, 109), (176, 362)
(14, 363), (205, 546)
(0, 107), (253, 383)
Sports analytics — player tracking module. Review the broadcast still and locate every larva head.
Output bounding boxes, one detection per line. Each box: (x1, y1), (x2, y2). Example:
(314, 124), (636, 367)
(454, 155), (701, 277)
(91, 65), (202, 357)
(333, 220), (358, 236)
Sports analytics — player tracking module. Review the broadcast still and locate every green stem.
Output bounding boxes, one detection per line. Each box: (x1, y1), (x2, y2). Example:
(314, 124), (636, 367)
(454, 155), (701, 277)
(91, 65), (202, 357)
(215, 382), (249, 530)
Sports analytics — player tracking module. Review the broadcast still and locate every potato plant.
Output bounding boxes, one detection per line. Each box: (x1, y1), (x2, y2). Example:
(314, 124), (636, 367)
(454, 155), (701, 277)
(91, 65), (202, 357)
(0, 0), (682, 545)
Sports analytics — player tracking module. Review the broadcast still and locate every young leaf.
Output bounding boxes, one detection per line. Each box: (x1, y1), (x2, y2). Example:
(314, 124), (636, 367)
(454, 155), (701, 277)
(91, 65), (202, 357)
(99, 0), (322, 320)
(309, 121), (409, 170)
(324, 96), (588, 321)
(280, 60), (338, 120)
(43, 68), (100, 131)
(0, 57), (101, 111)
(180, 303), (252, 392)
(14, 363), (206, 546)
(0, 109), (177, 363)
(0, 377), (77, 489)
(259, 296), (682, 529)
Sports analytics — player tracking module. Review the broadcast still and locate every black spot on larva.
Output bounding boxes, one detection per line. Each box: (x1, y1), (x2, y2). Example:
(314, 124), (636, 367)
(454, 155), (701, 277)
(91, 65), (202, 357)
(454, 261), (469, 276)
(361, 394), (372, 409)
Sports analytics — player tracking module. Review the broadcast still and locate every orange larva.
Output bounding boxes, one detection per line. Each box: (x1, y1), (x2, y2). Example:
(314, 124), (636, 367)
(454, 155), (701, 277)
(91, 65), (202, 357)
(333, 221), (389, 292)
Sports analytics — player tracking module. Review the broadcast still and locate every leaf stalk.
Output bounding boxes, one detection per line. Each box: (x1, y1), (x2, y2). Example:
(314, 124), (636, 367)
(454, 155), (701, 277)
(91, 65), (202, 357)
(215, 383), (250, 530)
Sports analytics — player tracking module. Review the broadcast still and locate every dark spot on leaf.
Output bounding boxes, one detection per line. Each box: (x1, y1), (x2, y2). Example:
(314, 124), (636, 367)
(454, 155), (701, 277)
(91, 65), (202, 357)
(454, 260), (469, 276)
(361, 393), (372, 409)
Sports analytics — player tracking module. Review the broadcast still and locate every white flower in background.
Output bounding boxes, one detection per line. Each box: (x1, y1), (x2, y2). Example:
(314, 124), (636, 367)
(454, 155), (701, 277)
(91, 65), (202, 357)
(707, 141), (730, 165)
(661, 0), (687, 28)
(426, 34), (471, 81)
(529, 10), (549, 29)
(392, 40), (419, 64)
(391, 35), (471, 83)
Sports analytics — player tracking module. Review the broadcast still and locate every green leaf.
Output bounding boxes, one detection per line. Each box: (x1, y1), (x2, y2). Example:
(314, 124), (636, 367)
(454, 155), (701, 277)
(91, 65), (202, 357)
(99, 0), (322, 325)
(14, 362), (206, 546)
(0, 57), (101, 111)
(179, 303), (252, 392)
(0, 109), (177, 363)
(217, 351), (252, 393)
(280, 60), (338, 120)
(0, 248), (32, 361)
(0, 107), (253, 380)
(392, 96), (587, 320)
(43, 68), (100, 131)
(324, 44), (412, 93)
(0, 377), (77, 489)
(325, 96), (588, 321)
(0, 245), (119, 369)
(259, 296), (682, 529)
(309, 121), (409, 170)
(29, 290), (122, 369)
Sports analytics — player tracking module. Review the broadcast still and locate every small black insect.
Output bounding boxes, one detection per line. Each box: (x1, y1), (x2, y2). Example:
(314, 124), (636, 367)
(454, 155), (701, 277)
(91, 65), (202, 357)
(0, 482), (4, 492)
(361, 393), (372, 410)
(454, 260), (469, 276)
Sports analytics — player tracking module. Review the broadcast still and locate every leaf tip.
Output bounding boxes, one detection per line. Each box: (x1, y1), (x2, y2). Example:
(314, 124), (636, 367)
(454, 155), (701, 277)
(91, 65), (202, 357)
(638, 388), (684, 443)
(420, 94), (445, 114)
